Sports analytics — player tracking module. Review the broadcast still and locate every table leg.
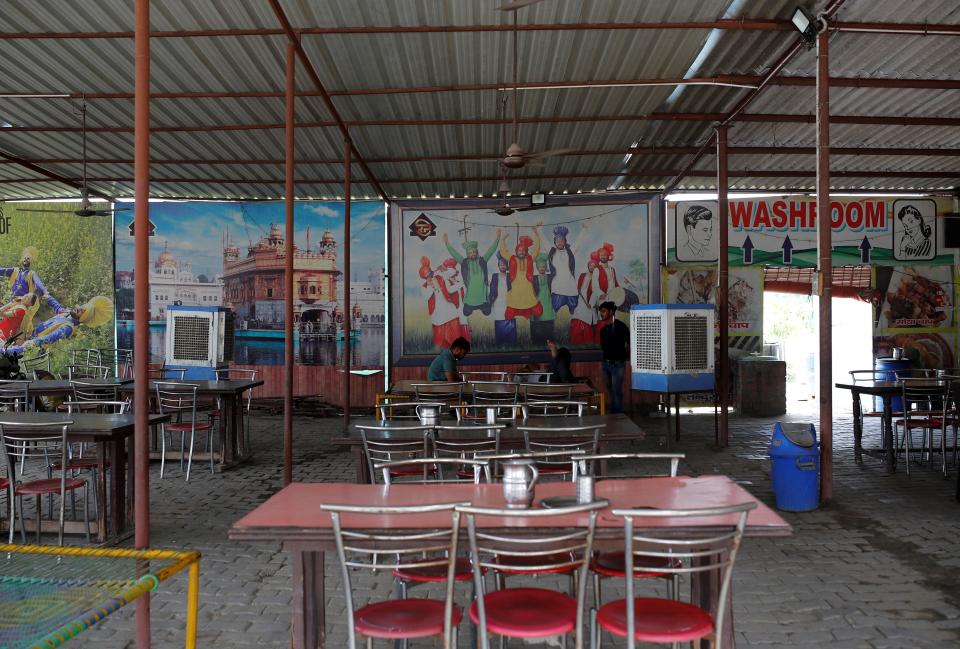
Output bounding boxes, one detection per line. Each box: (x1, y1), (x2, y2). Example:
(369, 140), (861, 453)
(352, 445), (367, 484)
(219, 395), (238, 468)
(290, 548), (325, 649)
(674, 394), (681, 440)
(110, 437), (127, 539)
(851, 389), (863, 464)
(883, 396), (895, 474)
(95, 441), (108, 544)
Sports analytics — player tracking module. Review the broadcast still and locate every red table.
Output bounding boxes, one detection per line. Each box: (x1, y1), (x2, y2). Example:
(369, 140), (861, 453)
(230, 476), (791, 649)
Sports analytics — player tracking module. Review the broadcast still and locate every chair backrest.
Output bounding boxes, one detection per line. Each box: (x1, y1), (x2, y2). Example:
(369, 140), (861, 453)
(412, 382), (465, 405)
(70, 380), (120, 403)
(155, 382), (199, 418)
(0, 380), (31, 412)
(573, 452), (685, 480)
(63, 400), (130, 414)
(322, 502), (463, 649)
(215, 368), (258, 410)
(521, 400), (588, 418)
(66, 364), (110, 380)
(449, 403), (520, 422)
(610, 502), (756, 649)
(848, 370), (887, 383)
(98, 348), (133, 378)
(148, 366), (187, 381)
(375, 457), (491, 485)
(509, 371), (553, 383)
(433, 427), (501, 466)
(19, 350), (50, 377)
(471, 381), (519, 405)
(0, 420), (72, 485)
(461, 371), (507, 382)
(894, 368), (935, 379)
(457, 500), (607, 649)
(359, 429), (431, 485)
(70, 349), (101, 366)
(520, 383), (574, 402)
(374, 401), (445, 421)
(900, 378), (950, 424)
(520, 425), (601, 475)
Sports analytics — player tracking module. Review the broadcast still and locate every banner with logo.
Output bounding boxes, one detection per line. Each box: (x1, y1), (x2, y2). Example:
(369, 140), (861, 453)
(668, 196), (954, 267)
(391, 200), (651, 361)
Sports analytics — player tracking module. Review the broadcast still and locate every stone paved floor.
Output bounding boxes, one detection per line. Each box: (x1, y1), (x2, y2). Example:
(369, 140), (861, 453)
(67, 404), (960, 648)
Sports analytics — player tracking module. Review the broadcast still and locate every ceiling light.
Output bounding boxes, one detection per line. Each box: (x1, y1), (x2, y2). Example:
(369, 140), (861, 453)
(791, 6), (818, 46)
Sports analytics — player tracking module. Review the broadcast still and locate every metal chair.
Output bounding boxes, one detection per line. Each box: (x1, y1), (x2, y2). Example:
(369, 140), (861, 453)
(147, 366), (187, 381)
(0, 380), (31, 413)
(522, 400), (590, 418)
(521, 383), (575, 402)
(358, 427), (432, 485)
(520, 424), (602, 478)
(0, 419), (91, 545)
(433, 425), (502, 479)
(375, 457), (491, 485)
(895, 378), (950, 475)
(457, 500), (606, 649)
(471, 381), (519, 405)
(509, 371), (553, 383)
(66, 364), (110, 380)
(155, 382), (215, 481)
(461, 371), (507, 382)
(374, 401), (446, 421)
(592, 502), (756, 649)
(98, 348), (133, 378)
(449, 403), (520, 422)
(70, 380), (121, 404)
(573, 453), (685, 481)
(19, 350), (50, 379)
(412, 382), (465, 406)
(70, 349), (101, 366)
(322, 501), (465, 649)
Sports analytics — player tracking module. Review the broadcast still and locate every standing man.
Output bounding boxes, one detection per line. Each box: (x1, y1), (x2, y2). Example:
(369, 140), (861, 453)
(597, 300), (629, 414)
(427, 336), (470, 382)
(442, 228), (501, 316)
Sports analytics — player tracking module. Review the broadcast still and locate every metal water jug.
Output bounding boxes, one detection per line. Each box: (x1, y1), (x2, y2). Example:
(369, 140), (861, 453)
(415, 404), (441, 426)
(501, 458), (539, 509)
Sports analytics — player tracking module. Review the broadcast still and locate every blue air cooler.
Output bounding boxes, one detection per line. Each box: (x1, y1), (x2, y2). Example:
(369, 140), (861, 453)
(768, 422), (819, 512)
(164, 306), (235, 380)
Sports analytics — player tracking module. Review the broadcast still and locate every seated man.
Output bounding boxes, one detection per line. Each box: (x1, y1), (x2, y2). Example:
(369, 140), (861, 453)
(427, 337), (470, 382)
(5, 295), (113, 355)
(546, 339), (575, 384)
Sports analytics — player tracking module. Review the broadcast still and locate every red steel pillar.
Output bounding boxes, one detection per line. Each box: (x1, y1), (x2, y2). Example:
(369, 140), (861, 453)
(817, 27), (834, 501)
(343, 141), (352, 430)
(283, 41), (295, 486)
(134, 0), (151, 646)
(716, 125), (729, 447)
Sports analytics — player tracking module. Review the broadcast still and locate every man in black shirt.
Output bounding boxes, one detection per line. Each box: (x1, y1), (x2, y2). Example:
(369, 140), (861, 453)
(597, 300), (629, 413)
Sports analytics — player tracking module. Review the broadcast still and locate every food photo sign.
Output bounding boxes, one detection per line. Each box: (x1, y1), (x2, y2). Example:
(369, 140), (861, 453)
(668, 197), (954, 267)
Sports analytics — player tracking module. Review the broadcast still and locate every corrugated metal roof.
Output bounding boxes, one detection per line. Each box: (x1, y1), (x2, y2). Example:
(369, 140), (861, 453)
(1, 0), (959, 200)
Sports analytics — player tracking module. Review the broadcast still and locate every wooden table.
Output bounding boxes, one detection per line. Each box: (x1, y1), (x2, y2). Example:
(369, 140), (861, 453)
(230, 476), (791, 649)
(0, 411), (168, 544)
(120, 379), (263, 471)
(335, 414), (644, 483)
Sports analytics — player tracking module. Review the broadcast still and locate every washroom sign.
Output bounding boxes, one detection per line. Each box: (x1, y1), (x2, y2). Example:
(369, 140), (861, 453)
(668, 197), (953, 267)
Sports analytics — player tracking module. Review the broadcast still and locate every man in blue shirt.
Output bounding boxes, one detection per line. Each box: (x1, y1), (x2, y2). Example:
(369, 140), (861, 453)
(427, 337), (470, 382)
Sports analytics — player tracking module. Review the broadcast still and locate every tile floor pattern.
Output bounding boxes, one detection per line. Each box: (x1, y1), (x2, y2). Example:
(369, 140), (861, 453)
(60, 406), (960, 648)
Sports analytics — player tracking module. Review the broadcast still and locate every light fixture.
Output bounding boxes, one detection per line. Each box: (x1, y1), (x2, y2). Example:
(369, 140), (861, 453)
(531, 192), (545, 206)
(791, 6), (818, 46)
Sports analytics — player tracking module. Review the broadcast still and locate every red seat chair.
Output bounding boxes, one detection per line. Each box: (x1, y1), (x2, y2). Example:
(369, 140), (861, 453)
(155, 382), (215, 481)
(457, 499), (607, 649)
(321, 501), (465, 648)
(593, 502), (756, 649)
(895, 378), (950, 476)
(519, 424), (600, 479)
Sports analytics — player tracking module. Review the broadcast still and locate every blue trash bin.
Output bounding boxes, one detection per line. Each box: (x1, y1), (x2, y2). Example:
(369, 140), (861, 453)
(768, 422), (819, 512)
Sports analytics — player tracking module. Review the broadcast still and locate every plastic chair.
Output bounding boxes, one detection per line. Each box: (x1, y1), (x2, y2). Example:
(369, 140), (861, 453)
(895, 378), (950, 476)
(457, 500), (606, 649)
(412, 383), (465, 405)
(521, 383), (575, 402)
(521, 400), (590, 418)
(520, 424), (601, 478)
(0, 419), (90, 545)
(593, 502), (756, 649)
(155, 382), (215, 481)
(357, 427), (432, 485)
(322, 501), (465, 649)
(375, 457), (491, 485)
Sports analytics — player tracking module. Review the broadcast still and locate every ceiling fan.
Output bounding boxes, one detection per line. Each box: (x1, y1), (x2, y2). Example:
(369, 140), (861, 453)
(494, 7), (575, 170)
(16, 102), (129, 218)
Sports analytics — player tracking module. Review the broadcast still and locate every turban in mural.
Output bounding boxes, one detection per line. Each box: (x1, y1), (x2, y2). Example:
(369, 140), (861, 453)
(601, 243), (615, 260)
(463, 241), (479, 253)
(515, 236), (534, 254)
(442, 258), (458, 269)
(77, 296), (113, 328)
(552, 225), (569, 240)
(20, 247), (38, 266)
(419, 256), (432, 279)
(590, 250), (600, 264)
(535, 253), (549, 267)
(496, 253), (508, 268)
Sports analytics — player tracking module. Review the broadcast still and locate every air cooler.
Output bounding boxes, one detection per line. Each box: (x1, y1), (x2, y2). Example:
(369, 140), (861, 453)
(164, 306), (235, 380)
(630, 304), (715, 392)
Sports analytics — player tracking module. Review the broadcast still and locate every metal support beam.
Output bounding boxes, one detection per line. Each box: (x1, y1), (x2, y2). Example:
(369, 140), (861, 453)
(133, 0), (151, 647)
(343, 140), (352, 430)
(266, 0), (386, 200)
(816, 27), (834, 502)
(716, 126), (729, 448)
(283, 40), (295, 487)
